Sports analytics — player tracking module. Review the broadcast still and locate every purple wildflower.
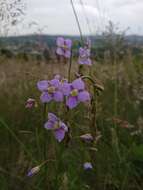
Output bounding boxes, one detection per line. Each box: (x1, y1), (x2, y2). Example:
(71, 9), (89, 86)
(83, 162), (93, 170)
(37, 78), (64, 103)
(27, 165), (40, 177)
(78, 47), (92, 66)
(56, 37), (72, 58)
(80, 133), (93, 142)
(85, 38), (91, 49)
(25, 98), (37, 109)
(78, 38), (92, 65)
(66, 78), (90, 109)
(44, 113), (68, 142)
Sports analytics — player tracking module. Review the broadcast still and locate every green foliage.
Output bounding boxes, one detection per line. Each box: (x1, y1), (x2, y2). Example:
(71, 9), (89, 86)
(0, 50), (143, 189)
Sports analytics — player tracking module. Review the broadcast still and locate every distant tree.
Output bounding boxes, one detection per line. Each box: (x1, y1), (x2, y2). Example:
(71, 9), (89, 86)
(43, 48), (50, 62)
(102, 21), (128, 64)
(0, 48), (13, 58)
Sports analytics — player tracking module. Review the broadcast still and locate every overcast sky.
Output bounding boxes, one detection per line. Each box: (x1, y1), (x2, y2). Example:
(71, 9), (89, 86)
(13, 0), (143, 35)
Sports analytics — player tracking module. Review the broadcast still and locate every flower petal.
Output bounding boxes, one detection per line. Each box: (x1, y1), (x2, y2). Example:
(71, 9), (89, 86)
(78, 58), (92, 65)
(78, 91), (90, 102)
(65, 39), (72, 48)
(80, 133), (93, 142)
(37, 80), (49, 91)
(61, 82), (71, 96)
(66, 96), (78, 109)
(60, 122), (68, 132)
(50, 79), (60, 88)
(54, 128), (65, 142)
(27, 166), (41, 177)
(44, 121), (54, 130)
(72, 78), (85, 90)
(56, 48), (64, 56)
(64, 50), (71, 58)
(40, 92), (52, 103)
(54, 91), (64, 102)
(83, 162), (93, 170)
(48, 113), (58, 122)
(85, 38), (91, 49)
(56, 37), (64, 46)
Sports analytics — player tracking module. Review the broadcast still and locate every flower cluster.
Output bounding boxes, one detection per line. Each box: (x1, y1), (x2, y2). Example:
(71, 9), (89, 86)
(56, 37), (92, 66)
(78, 39), (92, 66)
(44, 113), (68, 142)
(37, 76), (90, 109)
(26, 36), (95, 177)
(56, 37), (72, 59)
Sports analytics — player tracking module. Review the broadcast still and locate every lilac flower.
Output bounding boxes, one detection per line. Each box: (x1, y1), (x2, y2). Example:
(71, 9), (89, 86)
(85, 38), (91, 49)
(27, 165), (41, 177)
(80, 133), (93, 142)
(25, 98), (37, 109)
(37, 79), (64, 103)
(66, 78), (90, 109)
(78, 47), (92, 66)
(83, 162), (93, 170)
(56, 37), (72, 58)
(44, 113), (68, 142)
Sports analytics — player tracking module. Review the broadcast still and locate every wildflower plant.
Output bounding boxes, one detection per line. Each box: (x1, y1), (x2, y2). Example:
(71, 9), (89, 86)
(78, 39), (92, 66)
(26, 36), (104, 188)
(56, 37), (72, 59)
(37, 78), (64, 103)
(66, 78), (91, 109)
(44, 113), (68, 142)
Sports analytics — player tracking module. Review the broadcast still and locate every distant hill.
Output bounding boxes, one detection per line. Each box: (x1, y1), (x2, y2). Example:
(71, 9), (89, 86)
(1, 34), (143, 48)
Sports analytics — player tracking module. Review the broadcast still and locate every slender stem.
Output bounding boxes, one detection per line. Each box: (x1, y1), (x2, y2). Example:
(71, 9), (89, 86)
(80, 76), (104, 138)
(43, 103), (47, 124)
(43, 103), (48, 187)
(91, 87), (98, 137)
(81, 75), (104, 91)
(35, 125), (41, 159)
(40, 159), (56, 167)
(78, 65), (84, 76)
(65, 49), (74, 145)
(68, 49), (73, 82)
(0, 118), (37, 163)
(70, 0), (84, 44)
(114, 56), (118, 128)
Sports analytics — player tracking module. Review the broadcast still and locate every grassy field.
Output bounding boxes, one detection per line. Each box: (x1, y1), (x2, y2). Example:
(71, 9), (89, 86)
(0, 52), (143, 190)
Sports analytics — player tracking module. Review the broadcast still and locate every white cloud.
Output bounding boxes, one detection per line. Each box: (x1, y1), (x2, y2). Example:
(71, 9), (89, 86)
(10, 0), (143, 35)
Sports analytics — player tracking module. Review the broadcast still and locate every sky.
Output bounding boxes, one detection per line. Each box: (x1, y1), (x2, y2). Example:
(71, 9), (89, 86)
(12, 0), (143, 35)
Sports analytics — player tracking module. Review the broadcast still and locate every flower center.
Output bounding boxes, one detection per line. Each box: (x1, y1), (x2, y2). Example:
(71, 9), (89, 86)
(53, 121), (60, 130)
(61, 45), (68, 50)
(61, 79), (67, 83)
(70, 89), (78, 97)
(48, 86), (56, 94)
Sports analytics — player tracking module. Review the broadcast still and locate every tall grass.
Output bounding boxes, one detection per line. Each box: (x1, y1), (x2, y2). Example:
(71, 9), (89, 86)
(0, 51), (143, 189)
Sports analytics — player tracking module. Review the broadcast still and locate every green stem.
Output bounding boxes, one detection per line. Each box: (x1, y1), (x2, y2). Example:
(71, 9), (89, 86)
(43, 103), (48, 186)
(43, 103), (47, 124)
(70, 0), (84, 44)
(0, 118), (37, 163)
(78, 65), (84, 76)
(81, 76), (104, 138)
(35, 125), (41, 159)
(68, 49), (73, 82)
